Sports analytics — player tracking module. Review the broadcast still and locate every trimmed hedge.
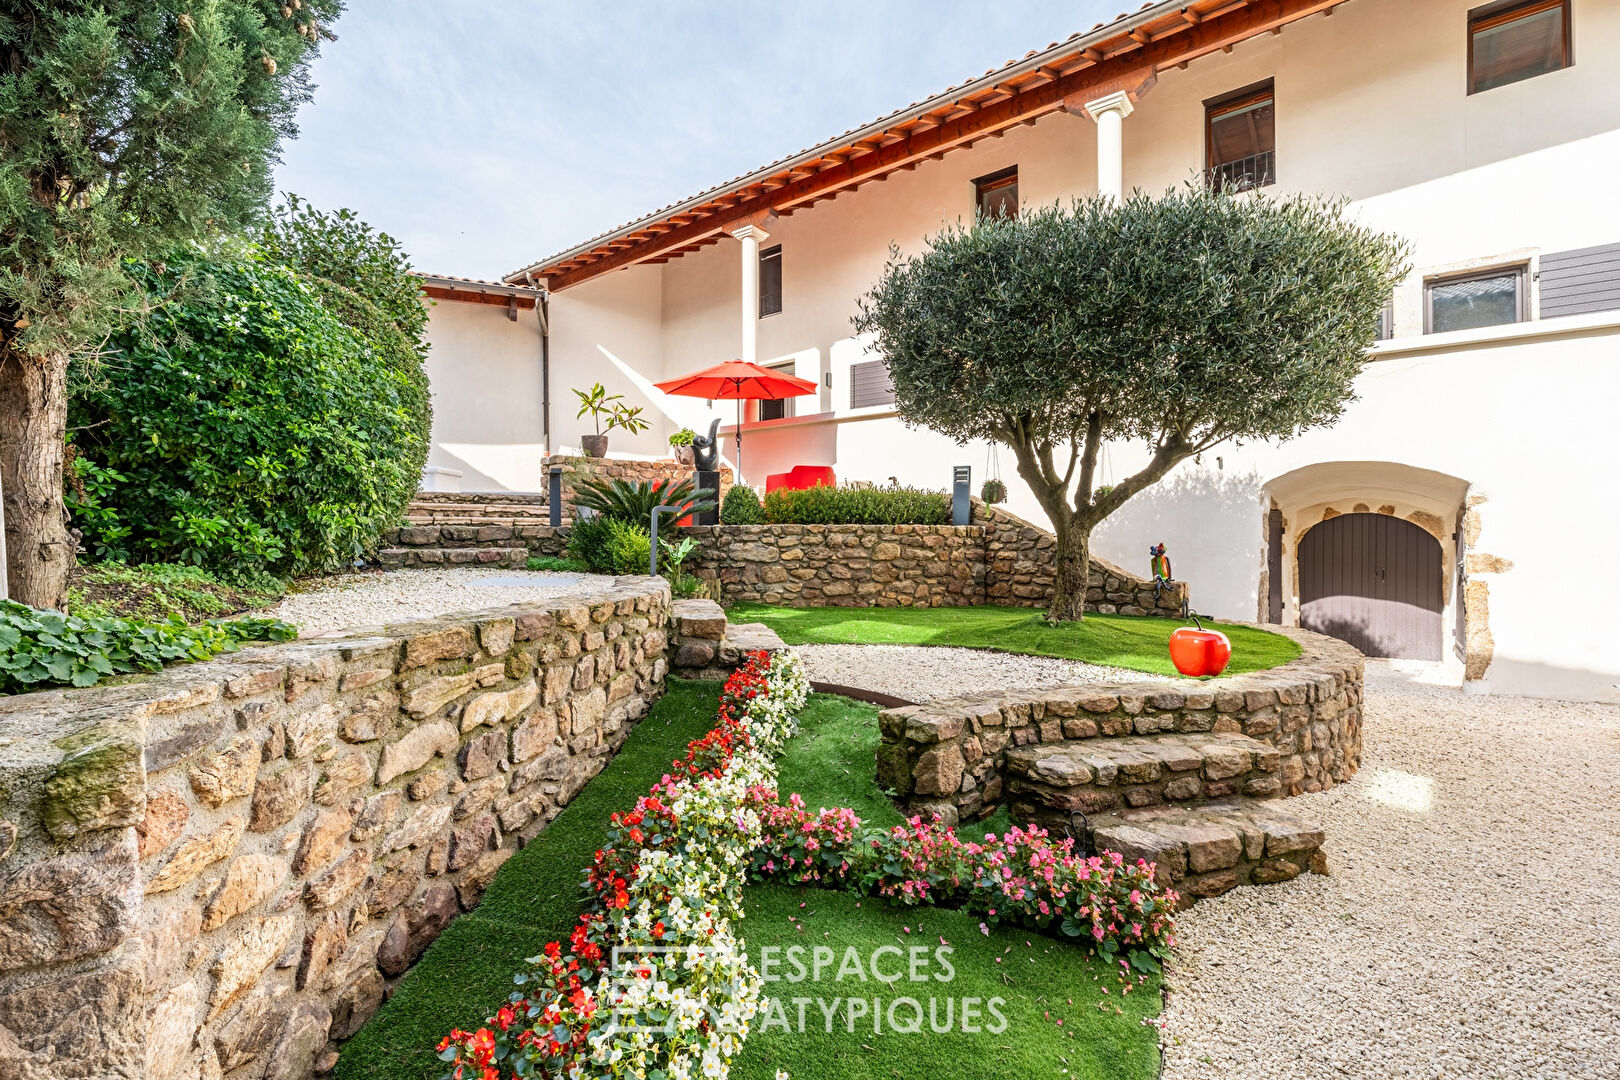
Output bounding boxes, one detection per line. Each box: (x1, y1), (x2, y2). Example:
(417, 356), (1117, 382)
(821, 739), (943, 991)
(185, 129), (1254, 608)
(760, 484), (949, 525)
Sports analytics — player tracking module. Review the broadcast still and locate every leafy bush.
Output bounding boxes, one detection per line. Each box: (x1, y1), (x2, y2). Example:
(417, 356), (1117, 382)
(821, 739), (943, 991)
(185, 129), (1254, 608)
(66, 562), (284, 623)
(720, 484), (765, 525)
(68, 249), (431, 575)
(570, 476), (713, 524)
(566, 515), (652, 575)
(667, 427), (696, 448)
(761, 484), (949, 525)
(0, 602), (297, 694)
(525, 555), (588, 573)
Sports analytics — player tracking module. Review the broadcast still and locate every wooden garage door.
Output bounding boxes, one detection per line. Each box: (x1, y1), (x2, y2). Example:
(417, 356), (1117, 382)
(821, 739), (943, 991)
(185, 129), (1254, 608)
(1299, 513), (1442, 660)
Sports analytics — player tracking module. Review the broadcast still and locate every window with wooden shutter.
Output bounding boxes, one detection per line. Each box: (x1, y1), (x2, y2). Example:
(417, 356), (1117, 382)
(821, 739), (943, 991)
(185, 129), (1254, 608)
(1205, 81), (1275, 191)
(1468, 0), (1571, 95)
(849, 360), (895, 409)
(1538, 243), (1620, 319)
(973, 167), (1018, 219)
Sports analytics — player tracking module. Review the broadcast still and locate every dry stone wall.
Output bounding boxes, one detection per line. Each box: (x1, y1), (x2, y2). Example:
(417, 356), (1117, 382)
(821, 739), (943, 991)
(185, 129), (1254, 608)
(378, 501), (1187, 614)
(877, 625), (1364, 828)
(0, 579), (671, 1080)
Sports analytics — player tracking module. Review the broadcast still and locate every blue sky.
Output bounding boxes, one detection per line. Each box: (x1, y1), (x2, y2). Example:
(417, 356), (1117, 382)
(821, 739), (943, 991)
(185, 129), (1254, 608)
(273, 0), (1127, 279)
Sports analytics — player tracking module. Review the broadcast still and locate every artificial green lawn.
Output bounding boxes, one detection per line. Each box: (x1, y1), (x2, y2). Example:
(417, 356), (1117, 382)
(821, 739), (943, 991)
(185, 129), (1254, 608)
(730, 603), (1298, 677)
(335, 682), (1159, 1080)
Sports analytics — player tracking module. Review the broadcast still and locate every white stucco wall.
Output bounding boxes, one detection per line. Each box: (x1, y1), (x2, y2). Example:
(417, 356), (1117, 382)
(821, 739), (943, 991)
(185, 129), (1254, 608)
(421, 298), (545, 491)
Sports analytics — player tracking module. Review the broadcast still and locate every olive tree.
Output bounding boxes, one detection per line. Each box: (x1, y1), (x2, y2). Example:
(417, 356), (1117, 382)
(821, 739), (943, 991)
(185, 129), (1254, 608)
(853, 188), (1408, 621)
(0, 1), (339, 609)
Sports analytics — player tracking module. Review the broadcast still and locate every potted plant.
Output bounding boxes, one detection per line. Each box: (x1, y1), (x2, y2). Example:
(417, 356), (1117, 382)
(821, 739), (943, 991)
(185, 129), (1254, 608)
(669, 427), (697, 465)
(573, 383), (651, 457)
(981, 478), (1007, 505)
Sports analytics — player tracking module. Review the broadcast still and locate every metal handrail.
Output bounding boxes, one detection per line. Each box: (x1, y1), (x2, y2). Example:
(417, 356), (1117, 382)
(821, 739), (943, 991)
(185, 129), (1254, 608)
(1207, 149), (1275, 191)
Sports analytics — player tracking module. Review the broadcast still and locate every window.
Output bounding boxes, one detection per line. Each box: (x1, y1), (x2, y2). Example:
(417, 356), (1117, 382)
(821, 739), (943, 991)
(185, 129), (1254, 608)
(850, 359), (896, 409)
(1468, 0), (1570, 95)
(1206, 81), (1275, 190)
(1424, 266), (1527, 334)
(1377, 300), (1395, 341)
(759, 244), (782, 318)
(973, 167), (1018, 219)
(757, 361), (797, 421)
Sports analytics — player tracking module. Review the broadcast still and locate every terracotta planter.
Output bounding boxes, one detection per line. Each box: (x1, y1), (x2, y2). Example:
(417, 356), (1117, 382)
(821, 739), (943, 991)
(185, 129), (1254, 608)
(580, 434), (608, 458)
(673, 445), (694, 465)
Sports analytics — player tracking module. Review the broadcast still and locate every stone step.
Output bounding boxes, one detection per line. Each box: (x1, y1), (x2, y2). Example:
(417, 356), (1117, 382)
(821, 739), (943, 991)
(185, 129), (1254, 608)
(1004, 732), (1281, 823)
(376, 547), (528, 569)
(1086, 799), (1326, 903)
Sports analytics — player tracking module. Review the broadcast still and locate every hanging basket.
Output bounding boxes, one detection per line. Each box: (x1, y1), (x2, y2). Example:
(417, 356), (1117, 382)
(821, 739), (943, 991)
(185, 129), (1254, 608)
(980, 478), (1008, 505)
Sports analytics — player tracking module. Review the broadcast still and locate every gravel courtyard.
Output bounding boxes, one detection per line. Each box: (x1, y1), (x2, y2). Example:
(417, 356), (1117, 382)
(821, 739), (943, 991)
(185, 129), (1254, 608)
(269, 567), (617, 636)
(1158, 663), (1620, 1080)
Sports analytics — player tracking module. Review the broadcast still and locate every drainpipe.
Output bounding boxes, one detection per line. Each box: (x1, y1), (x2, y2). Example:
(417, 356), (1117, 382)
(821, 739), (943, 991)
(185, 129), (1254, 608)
(526, 274), (551, 458)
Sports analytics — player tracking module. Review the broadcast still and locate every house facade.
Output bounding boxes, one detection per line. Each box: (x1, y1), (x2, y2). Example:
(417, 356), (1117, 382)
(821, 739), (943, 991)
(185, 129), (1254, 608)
(421, 0), (1620, 702)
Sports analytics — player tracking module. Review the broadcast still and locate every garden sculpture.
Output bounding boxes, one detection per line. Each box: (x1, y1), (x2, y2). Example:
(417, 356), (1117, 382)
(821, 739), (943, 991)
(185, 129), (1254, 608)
(1149, 543), (1173, 594)
(691, 418), (722, 471)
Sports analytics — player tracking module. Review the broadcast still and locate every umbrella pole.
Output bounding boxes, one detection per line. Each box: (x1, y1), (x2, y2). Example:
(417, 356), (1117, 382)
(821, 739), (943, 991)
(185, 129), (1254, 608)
(735, 396), (743, 486)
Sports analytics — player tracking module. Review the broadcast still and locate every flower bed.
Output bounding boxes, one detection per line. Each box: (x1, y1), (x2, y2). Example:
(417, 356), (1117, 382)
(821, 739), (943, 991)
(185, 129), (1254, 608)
(438, 653), (1176, 1079)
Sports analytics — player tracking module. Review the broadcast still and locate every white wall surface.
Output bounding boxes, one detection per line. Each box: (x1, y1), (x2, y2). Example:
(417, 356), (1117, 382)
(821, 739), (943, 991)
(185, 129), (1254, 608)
(421, 298), (545, 491)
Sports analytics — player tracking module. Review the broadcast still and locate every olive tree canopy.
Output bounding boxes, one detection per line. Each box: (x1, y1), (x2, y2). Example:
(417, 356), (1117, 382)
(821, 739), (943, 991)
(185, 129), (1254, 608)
(853, 188), (1409, 620)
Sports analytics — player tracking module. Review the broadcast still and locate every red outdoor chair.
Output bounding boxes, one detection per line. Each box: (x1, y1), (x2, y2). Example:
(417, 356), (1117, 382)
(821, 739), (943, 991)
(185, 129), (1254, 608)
(765, 465), (836, 493)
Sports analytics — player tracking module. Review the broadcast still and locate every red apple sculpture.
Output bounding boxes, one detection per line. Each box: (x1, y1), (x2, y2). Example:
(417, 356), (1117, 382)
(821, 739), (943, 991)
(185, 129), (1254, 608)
(1168, 613), (1232, 677)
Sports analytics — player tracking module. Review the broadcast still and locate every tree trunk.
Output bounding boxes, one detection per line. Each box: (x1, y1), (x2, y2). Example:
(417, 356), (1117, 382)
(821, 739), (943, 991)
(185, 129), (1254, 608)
(0, 347), (74, 610)
(1048, 517), (1092, 622)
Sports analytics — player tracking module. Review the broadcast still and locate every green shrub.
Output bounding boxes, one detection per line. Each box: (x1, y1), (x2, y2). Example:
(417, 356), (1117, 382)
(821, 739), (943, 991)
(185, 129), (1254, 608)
(66, 562), (284, 623)
(525, 555), (589, 573)
(761, 484), (949, 525)
(721, 485), (765, 525)
(566, 515), (652, 575)
(0, 602), (297, 694)
(68, 249), (431, 575)
(571, 476), (713, 524)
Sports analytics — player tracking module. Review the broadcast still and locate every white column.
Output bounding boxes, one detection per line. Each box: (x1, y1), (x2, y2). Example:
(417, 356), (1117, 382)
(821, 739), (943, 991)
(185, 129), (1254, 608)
(1083, 91), (1134, 202)
(730, 224), (769, 366)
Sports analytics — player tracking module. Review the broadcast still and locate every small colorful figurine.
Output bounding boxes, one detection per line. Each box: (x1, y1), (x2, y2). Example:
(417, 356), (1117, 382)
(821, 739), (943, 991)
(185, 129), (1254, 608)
(1149, 542), (1172, 587)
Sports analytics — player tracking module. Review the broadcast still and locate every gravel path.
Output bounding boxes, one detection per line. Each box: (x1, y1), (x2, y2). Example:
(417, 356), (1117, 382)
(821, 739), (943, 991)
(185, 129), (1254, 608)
(268, 567), (618, 637)
(1159, 662), (1620, 1080)
(795, 642), (1157, 702)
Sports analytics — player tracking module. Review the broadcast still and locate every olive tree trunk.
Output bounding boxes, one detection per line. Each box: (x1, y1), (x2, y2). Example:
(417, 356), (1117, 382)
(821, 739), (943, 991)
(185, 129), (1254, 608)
(0, 348), (74, 610)
(1049, 515), (1092, 622)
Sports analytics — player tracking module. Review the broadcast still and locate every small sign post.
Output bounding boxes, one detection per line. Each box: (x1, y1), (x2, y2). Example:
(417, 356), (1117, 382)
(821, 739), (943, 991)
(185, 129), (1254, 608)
(952, 466), (971, 526)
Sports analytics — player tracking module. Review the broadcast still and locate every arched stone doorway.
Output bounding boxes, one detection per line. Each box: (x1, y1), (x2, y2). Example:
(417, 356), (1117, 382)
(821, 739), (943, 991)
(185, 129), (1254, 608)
(1298, 512), (1443, 659)
(1261, 461), (1490, 672)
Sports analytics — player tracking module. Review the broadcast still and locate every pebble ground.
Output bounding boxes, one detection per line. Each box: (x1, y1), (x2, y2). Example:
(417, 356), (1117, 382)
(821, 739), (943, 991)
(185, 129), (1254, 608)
(268, 567), (617, 637)
(1159, 663), (1620, 1080)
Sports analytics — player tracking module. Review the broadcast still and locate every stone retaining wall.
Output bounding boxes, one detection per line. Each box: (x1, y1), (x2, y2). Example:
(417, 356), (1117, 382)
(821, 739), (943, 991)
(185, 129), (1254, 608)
(0, 580), (671, 1080)
(378, 501), (1188, 615)
(876, 625), (1364, 826)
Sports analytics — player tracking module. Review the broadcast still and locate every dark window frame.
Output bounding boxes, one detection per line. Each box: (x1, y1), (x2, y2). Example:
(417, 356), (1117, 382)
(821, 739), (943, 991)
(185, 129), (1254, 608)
(1204, 79), (1276, 191)
(972, 166), (1019, 219)
(1467, 0), (1572, 95)
(1422, 264), (1529, 334)
(758, 244), (783, 319)
(757, 360), (798, 421)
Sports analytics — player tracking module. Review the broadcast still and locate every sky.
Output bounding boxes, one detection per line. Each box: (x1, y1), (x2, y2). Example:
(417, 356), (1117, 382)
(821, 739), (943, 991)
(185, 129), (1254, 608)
(272, 0), (1130, 280)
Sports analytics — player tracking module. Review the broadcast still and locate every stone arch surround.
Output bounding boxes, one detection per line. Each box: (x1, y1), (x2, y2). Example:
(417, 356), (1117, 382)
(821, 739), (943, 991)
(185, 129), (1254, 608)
(875, 624), (1365, 830)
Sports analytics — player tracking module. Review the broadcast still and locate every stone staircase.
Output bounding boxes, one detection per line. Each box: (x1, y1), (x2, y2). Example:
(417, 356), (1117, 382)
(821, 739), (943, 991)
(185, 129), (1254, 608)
(1089, 800), (1326, 901)
(666, 598), (788, 680)
(1004, 732), (1282, 823)
(875, 625), (1364, 905)
(404, 492), (554, 526)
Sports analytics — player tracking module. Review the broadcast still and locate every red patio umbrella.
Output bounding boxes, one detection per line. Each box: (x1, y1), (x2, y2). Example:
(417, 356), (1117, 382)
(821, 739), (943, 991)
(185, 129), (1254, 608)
(654, 360), (818, 482)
